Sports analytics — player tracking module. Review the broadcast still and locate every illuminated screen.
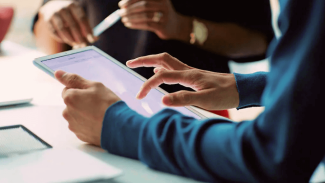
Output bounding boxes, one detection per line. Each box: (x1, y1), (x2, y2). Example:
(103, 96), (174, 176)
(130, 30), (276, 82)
(41, 50), (201, 119)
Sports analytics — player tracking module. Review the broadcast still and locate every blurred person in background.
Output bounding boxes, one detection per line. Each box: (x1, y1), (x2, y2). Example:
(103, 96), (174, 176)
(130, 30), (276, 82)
(33, 0), (273, 117)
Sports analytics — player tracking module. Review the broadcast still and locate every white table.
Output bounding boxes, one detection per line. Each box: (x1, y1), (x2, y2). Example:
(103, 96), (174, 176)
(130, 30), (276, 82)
(0, 41), (324, 183)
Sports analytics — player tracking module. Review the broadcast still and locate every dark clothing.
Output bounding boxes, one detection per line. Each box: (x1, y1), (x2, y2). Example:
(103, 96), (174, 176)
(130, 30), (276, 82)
(101, 0), (325, 182)
(234, 71), (267, 109)
(34, 0), (273, 93)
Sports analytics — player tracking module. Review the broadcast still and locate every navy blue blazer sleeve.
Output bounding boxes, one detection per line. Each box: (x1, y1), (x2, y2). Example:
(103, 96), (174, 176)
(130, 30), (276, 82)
(101, 0), (325, 182)
(234, 72), (267, 109)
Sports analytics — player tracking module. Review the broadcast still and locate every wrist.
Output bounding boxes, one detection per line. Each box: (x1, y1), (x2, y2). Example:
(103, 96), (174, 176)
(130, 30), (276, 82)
(234, 72), (267, 109)
(101, 101), (146, 159)
(227, 74), (240, 109)
(174, 14), (193, 42)
(213, 73), (240, 110)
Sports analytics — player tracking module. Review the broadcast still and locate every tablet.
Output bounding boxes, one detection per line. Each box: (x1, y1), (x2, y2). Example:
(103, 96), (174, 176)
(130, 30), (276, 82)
(33, 46), (205, 119)
(0, 125), (51, 157)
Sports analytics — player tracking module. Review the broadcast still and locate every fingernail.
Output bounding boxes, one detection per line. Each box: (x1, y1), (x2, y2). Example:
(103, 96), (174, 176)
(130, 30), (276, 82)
(164, 96), (173, 105)
(72, 44), (80, 49)
(61, 71), (67, 78)
(79, 43), (87, 48)
(119, 8), (126, 15)
(87, 34), (95, 43)
(118, 0), (129, 7)
(125, 23), (131, 27)
(154, 68), (160, 73)
(122, 17), (128, 22)
(136, 92), (141, 99)
(126, 60), (133, 65)
(56, 70), (67, 78)
(72, 42), (79, 48)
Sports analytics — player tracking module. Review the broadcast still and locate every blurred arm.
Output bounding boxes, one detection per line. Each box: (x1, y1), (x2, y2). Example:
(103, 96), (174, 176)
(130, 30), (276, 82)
(177, 16), (269, 59)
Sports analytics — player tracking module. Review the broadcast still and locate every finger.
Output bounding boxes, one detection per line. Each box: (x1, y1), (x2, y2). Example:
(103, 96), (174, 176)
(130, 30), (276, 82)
(62, 88), (82, 107)
(63, 107), (81, 133)
(126, 52), (191, 70)
(119, 1), (162, 16)
(75, 133), (88, 143)
(162, 90), (204, 107)
(122, 12), (155, 24)
(153, 67), (166, 73)
(69, 2), (95, 43)
(119, 0), (145, 8)
(59, 8), (86, 44)
(55, 70), (90, 89)
(122, 12), (166, 25)
(51, 13), (76, 45)
(47, 21), (64, 43)
(62, 107), (73, 122)
(62, 87), (68, 99)
(123, 19), (163, 33)
(136, 70), (193, 99)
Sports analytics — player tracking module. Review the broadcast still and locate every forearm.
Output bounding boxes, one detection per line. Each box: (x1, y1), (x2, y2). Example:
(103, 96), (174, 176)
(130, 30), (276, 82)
(176, 15), (268, 59)
(101, 101), (236, 181)
(100, 102), (275, 182)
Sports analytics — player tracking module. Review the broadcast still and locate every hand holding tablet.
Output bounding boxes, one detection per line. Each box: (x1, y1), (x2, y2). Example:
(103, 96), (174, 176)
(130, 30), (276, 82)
(54, 70), (121, 146)
(33, 46), (204, 145)
(33, 46), (204, 119)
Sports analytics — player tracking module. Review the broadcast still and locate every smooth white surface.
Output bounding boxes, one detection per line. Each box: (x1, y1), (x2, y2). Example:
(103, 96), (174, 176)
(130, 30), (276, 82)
(0, 41), (324, 183)
(0, 149), (122, 183)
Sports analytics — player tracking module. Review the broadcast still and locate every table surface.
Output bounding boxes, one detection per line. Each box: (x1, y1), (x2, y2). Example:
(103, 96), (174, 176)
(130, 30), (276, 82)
(0, 41), (324, 183)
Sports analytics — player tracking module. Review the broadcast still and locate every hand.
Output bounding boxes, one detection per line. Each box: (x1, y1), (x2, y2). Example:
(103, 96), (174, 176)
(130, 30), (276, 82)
(126, 53), (240, 110)
(55, 70), (121, 146)
(118, 0), (192, 40)
(39, 1), (96, 47)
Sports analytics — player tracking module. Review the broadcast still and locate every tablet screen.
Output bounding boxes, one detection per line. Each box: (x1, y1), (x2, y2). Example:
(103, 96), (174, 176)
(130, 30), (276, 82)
(41, 50), (201, 119)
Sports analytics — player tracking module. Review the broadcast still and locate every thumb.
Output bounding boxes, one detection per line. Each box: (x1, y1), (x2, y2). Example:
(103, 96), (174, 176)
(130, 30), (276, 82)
(55, 70), (89, 89)
(162, 90), (202, 107)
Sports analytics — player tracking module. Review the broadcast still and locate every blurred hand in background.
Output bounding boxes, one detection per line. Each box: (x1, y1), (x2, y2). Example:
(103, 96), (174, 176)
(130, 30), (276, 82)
(39, 1), (95, 48)
(118, 0), (191, 41)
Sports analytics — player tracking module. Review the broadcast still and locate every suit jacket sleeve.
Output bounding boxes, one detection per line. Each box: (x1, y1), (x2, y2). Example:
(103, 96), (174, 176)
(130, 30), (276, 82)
(234, 72), (268, 109)
(101, 0), (325, 182)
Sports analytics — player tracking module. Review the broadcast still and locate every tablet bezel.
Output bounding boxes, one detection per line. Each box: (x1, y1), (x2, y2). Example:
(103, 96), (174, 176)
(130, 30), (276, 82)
(33, 46), (206, 119)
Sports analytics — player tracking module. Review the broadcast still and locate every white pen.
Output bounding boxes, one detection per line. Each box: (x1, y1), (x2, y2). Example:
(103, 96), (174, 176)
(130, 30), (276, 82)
(93, 9), (121, 37)
(73, 9), (121, 49)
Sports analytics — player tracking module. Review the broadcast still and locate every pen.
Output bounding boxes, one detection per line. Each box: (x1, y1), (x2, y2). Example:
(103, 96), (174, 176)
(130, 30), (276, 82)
(93, 9), (121, 37)
(73, 9), (121, 49)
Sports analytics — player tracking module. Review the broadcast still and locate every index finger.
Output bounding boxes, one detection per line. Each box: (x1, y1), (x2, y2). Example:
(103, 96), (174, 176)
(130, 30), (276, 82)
(69, 3), (95, 43)
(136, 70), (193, 99)
(126, 53), (191, 70)
(119, 0), (145, 8)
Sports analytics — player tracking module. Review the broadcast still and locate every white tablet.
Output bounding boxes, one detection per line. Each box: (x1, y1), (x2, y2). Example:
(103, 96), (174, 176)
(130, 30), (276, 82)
(33, 46), (205, 119)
